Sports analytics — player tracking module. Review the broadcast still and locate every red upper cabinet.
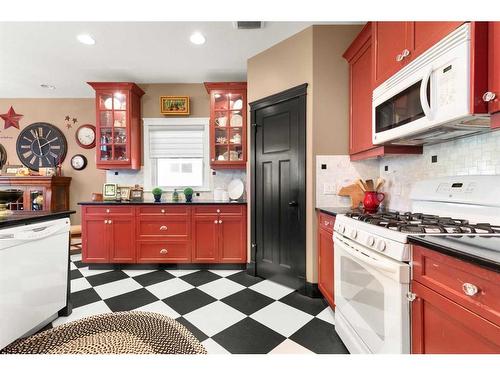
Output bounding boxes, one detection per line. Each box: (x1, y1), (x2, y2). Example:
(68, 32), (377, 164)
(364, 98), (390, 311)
(372, 22), (464, 88)
(372, 22), (410, 87)
(488, 22), (500, 118)
(344, 23), (423, 160)
(204, 82), (247, 169)
(88, 82), (145, 170)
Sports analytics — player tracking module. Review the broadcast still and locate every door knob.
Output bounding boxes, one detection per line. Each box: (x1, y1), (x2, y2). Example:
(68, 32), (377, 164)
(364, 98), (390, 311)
(288, 200), (298, 207)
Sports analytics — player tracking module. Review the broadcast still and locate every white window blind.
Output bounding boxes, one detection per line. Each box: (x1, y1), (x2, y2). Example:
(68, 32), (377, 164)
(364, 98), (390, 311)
(149, 125), (205, 158)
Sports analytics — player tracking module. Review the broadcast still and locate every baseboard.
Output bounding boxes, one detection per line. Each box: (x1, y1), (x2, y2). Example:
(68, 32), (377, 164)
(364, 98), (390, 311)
(246, 260), (256, 276)
(303, 282), (323, 298)
(87, 263), (247, 271)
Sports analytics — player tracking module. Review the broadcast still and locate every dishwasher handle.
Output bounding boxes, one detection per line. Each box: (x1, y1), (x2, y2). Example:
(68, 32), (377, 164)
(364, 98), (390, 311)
(0, 221), (70, 241)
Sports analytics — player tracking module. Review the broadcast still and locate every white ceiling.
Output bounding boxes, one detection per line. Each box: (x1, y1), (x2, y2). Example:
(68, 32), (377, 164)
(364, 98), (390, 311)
(0, 22), (316, 98)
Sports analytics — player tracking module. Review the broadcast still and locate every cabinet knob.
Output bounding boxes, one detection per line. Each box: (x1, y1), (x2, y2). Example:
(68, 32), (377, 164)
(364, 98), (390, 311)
(216, 209), (220, 213)
(108, 220), (112, 224)
(211, 158), (215, 162)
(219, 220), (223, 224)
(106, 209), (110, 213)
(396, 53), (404, 62)
(161, 209), (165, 213)
(214, 220), (218, 224)
(483, 91), (496, 102)
(324, 220), (329, 226)
(159, 225), (168, 231)
(401, 48), (410, 58)
(104, 220), (108, 224)
(462, 283), (479, 296)
(159, 248), (168, 254)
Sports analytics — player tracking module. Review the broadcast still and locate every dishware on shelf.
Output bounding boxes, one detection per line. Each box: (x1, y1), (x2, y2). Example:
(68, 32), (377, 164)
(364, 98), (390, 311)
(230, 114), (243, 127)
(215, 117), (228, 127)
(232, 99), (243, 110)
(227, 179), (244, 201)
(230, 133), (241, 144)
(214, 187), (227, 201)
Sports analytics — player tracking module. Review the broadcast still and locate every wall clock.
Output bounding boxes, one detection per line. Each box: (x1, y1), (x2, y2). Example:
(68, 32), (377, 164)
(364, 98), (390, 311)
(75, 124), (96, 149)
(16, 122), (67, 171)
(0, 144), (7, 169)
(70, 154), (88, 171)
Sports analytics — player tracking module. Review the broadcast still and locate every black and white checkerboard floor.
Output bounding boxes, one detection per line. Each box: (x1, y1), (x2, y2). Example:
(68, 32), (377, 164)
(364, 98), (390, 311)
(51, 253), (348, 354)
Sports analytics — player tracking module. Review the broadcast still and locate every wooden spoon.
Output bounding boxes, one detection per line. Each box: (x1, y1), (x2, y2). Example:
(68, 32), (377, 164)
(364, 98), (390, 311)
(365, 179), (374, 191)
(356, 179), (366, 192)
(375, 178), (385, 192)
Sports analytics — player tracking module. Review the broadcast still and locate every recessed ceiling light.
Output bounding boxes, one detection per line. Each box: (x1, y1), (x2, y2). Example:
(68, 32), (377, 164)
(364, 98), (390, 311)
(77, 34), (96, 45)
(190, 32), (206, 45)
(40, 84), (56, 90)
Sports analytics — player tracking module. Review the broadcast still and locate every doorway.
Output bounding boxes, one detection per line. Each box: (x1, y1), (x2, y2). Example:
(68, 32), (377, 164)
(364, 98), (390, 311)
(249, 84), (307, 292)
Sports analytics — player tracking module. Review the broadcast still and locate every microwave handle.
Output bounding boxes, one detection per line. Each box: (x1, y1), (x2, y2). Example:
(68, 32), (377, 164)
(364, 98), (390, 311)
(420, 68), (432, 120)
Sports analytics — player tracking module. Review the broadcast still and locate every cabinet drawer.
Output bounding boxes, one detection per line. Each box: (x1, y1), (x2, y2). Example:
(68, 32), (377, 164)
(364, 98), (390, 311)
(193, 205), (244, 215)
(137, 205), (189, 216)
(137, 241), (190, 263)
(84, 206), (134, 215)
(318, 212), (335, 233)
(137, 219), (189, 238)
(413, 246), (500, 325)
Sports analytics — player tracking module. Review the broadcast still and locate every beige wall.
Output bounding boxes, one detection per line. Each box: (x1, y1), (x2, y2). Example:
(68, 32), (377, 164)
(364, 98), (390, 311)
(247, 24), (361, 283)
(0, 83), (211, 224)
(0, 98), (104, 224)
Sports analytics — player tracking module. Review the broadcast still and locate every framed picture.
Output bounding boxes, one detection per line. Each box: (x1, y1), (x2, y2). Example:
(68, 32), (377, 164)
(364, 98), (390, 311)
(103, 183), (118, 201)
(39, 167), (57, 177)
(160, 96), (190, 115)
(130, 184), (144, 202)
(1, 164), (24, 176)
(120, 186), (131, 201)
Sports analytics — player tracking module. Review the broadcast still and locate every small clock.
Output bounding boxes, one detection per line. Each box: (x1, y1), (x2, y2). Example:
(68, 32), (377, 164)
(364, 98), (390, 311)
(75, 124), (96, 149)
(16, 122), (67, 171)
(71, 154), (88, 171)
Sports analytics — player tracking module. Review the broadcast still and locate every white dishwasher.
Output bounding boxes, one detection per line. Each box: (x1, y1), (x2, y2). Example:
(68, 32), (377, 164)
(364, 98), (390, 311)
(0, 218), (70, 349)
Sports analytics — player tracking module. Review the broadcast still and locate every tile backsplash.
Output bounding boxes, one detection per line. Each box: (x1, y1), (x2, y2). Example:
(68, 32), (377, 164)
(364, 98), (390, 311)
(317, 130), (500, 211)
(106, 168), (246, 201)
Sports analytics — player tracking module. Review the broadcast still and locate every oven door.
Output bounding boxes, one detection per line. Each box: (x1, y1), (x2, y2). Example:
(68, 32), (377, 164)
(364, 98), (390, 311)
(333, 233), (410, 353)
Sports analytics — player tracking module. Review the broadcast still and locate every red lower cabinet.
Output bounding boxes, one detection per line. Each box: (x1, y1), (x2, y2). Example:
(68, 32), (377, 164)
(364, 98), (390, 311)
(317, 211), (335, 308)
(82, 204), (247, 264)
(192, 215), (219, 262)
(82, 215), (109, 262)
(411, 246), (500, 353)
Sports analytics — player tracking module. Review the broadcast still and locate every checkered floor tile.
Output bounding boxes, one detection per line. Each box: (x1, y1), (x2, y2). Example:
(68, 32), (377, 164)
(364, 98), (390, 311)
(51, 253), (348, 354)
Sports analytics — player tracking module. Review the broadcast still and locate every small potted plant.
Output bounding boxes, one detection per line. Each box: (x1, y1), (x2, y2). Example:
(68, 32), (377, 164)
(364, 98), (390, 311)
(152, 187), (163, 203)
(183, 187), (194, 203)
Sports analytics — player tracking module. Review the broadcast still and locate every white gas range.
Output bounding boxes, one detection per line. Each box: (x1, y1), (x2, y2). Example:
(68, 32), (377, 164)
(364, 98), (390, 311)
(333, 175), (500, 354)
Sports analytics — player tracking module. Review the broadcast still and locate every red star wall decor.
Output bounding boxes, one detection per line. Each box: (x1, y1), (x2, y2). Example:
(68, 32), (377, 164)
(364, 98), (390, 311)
(0, 106), (23, 130)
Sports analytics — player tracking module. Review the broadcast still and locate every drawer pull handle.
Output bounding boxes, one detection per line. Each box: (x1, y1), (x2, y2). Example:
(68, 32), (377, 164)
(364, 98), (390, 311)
(159, 248), (168, 254)
(462, 283), (479, 296)
(159, 226), (168, 231)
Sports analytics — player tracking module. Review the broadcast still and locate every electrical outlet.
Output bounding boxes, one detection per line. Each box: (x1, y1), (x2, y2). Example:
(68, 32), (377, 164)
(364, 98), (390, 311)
(323, 183), (336, 195)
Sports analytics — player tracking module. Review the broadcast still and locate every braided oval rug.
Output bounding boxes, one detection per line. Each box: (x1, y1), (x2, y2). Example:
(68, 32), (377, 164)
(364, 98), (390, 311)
(1, 311), (207, 354)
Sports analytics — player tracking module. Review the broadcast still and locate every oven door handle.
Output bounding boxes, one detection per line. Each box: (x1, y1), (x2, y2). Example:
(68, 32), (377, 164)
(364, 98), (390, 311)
(420, 68), (433, 120)
(334, 237), (396, 274)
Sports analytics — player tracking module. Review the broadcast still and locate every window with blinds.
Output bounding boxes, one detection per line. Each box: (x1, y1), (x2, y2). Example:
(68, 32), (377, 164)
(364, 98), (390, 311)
(147, 124), (208, 189)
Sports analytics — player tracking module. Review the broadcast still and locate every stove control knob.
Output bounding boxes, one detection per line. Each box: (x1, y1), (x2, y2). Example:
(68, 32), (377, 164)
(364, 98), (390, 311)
(367, 236), (375, 246)
(350, 228), (358, 238)
(377, 240), (387, 252)
(338, 224), (344, 233)
(342, 225), (347, 234)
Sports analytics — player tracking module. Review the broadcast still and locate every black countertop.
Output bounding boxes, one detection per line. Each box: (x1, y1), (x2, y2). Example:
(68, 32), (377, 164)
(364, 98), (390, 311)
(316, 206), (355, 216)
(0, 210), (75, 230)
(408, 235), (500, 272)
(78, 200), (247, 205)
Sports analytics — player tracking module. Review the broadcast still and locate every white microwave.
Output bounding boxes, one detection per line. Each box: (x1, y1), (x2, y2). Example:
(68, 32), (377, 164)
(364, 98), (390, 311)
(372, 23), (490, 146)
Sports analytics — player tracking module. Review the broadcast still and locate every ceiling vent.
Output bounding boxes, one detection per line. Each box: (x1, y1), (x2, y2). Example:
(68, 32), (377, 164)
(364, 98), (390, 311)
(233, 21), (264, 30)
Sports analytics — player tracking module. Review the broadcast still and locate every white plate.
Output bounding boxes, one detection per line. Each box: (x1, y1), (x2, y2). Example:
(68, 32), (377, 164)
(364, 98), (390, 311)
(227, 179), (244, 201)
(230, 114), (243, 127)
(232, 99), (243, 110)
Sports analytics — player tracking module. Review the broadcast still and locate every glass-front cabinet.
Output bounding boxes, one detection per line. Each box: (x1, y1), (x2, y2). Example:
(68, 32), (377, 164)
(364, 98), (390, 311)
(88, 82), (145, 170)
(205, 82), (247, 169)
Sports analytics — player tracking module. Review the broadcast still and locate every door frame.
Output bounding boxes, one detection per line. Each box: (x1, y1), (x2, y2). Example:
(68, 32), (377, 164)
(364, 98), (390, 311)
(248, 83), (308, 290)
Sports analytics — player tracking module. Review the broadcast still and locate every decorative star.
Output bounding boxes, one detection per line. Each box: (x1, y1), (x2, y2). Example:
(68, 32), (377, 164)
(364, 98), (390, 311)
(1, 106), (23, 130)
(72, 117), (78, 124)
(65, 115), (70, 121)
(66, 123), (72, 129)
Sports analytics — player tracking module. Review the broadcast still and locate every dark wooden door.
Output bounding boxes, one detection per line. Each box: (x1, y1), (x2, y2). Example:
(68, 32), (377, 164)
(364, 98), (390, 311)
(251, 84), (306, 291)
